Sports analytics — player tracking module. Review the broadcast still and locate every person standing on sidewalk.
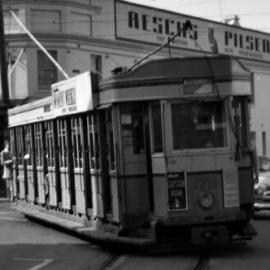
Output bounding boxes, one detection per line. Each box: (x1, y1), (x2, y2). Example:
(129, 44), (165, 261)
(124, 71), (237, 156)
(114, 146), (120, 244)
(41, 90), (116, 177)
(0, 139), (14, 201)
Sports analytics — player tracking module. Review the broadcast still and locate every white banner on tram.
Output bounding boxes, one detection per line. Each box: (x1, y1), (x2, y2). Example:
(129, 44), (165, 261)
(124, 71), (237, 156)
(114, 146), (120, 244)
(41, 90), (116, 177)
(52, 71), (95, 117)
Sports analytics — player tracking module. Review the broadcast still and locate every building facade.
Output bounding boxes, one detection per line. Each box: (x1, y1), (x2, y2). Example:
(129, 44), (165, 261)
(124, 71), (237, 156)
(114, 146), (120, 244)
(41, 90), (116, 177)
(2, 0), (270, 159)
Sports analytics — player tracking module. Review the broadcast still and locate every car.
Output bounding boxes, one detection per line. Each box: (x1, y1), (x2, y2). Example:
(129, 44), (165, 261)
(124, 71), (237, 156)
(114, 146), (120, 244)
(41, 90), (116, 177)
(259, 156), (270, 171)
(254, 172), (270, 212)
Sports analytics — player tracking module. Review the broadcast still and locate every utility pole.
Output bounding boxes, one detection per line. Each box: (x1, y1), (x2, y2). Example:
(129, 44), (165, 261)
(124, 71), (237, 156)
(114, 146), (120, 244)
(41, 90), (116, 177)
(0, 0), (10, 146)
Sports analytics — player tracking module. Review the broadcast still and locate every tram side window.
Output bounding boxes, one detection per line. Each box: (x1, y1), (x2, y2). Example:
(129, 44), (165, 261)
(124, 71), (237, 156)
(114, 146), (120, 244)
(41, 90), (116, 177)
(9, 129), (16, 158)
(15, 127), (24, 165)
(57, 120), (68, 168)
(151, 103), (163, 153)
(120, 104), (145, 155)
(24, 125), (33, 165)
(233, 97), (248, 148)
(34, 124), (43, 167)
(45, 121), (55, 167)
(171, 101), (227, 150)
(87, 115), (100, 170)
(71, 117), (83, 169)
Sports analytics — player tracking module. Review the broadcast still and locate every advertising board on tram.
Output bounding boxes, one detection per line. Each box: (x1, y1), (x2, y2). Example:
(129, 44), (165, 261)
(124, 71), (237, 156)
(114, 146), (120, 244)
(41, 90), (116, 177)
(52, 71), (96, 117)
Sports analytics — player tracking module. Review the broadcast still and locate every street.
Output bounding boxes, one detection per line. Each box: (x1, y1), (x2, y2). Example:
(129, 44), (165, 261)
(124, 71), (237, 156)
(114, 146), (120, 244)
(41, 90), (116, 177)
(0, 200), (112, 270)
(1, 200), (270, 270)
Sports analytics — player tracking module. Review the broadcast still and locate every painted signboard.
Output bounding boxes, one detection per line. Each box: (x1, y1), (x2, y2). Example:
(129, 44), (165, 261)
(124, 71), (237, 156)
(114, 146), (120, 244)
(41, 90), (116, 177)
(52, 72), (95, 117)
(167, 172), (188, 210)
(116, 1), (270, 62)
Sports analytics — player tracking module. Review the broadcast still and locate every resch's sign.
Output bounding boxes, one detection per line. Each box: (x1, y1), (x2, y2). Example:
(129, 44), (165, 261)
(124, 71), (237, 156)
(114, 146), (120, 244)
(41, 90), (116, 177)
(116, 0), (270, 62)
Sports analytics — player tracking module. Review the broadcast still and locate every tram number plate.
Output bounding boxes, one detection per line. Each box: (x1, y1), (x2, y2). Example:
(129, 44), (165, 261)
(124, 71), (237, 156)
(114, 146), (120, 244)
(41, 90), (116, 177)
(167, 172), (187, 210)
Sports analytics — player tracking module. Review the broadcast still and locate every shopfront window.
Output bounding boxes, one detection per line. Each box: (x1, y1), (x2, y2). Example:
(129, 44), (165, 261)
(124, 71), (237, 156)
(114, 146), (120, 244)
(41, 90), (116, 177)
(171, 101), (227, 150)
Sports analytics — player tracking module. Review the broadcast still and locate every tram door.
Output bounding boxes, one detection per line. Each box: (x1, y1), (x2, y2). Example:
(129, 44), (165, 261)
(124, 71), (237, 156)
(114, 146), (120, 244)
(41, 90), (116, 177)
(98, 110), (113, 219)
(233, 97), (254, 208)
(119, 103), (152, 220)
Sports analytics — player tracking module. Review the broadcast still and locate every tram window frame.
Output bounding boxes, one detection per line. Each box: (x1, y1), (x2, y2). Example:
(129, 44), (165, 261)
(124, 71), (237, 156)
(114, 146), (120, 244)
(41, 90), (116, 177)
(15, 127), (24, 166)
(87, 115), (100, 170)
(150, 103), (163, 153)
(71, 116), (83, 170)
(170, 100), (228, 151)
(33, 123), (43, 167)
(106, 110), (116, 171)
(120, 103), (145, 155)
(233, 97), (249, 149)
(57, 120), (68, 168)
(9, 129), (16, 161)
(24, 125), (33, 165)
(45, 121), (55, 167)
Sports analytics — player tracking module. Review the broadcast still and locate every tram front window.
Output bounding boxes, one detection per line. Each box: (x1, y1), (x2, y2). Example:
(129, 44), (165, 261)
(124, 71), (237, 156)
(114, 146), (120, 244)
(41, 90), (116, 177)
(171, 101), (227, 150)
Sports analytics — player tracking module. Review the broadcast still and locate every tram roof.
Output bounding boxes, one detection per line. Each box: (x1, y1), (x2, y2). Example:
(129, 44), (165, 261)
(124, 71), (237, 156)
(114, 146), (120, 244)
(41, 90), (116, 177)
(99, 56), (250, 90)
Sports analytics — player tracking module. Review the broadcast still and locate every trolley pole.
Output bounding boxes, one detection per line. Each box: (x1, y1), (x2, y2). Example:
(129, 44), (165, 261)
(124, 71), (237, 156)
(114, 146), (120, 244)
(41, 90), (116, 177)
(0, 0), (10, 147)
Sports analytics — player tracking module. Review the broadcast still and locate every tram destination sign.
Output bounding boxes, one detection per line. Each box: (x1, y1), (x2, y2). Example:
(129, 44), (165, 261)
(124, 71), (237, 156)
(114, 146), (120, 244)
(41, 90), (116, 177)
(167, 172), (188, 211)
(116, 0), (270, 63)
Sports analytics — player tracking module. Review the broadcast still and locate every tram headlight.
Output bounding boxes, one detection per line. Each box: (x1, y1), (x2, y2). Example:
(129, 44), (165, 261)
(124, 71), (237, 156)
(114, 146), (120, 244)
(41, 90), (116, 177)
(198, 191), (215, 209)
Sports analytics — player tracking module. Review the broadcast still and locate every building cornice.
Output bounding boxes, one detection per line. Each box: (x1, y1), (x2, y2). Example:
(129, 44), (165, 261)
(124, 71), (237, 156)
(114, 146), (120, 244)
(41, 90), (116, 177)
(6, 32), (151, 54)
(3, 0), (101, 12)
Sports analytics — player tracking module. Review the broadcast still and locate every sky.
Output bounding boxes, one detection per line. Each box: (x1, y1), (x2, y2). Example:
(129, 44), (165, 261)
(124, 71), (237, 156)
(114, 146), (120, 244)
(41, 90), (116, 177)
(125, 0), (270, 33)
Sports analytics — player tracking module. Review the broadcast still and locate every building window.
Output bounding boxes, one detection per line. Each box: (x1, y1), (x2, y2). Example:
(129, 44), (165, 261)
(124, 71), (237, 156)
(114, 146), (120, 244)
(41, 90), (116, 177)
(4, 10), (20, 33)
(37, 50), (58, 90)
(70, 12), (92, 36)
(262, 131), (267, 156)
(31, 9), (61, 33)
(91, 54), (102, 80)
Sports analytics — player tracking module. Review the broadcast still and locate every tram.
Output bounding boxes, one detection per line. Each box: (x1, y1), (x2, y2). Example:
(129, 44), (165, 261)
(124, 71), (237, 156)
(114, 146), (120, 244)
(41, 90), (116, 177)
(8, 56), (256, 247)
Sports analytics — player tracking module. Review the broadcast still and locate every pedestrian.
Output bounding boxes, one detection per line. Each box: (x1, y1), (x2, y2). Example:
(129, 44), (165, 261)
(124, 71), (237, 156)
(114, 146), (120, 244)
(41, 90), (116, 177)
(0, 139), (14, 201)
